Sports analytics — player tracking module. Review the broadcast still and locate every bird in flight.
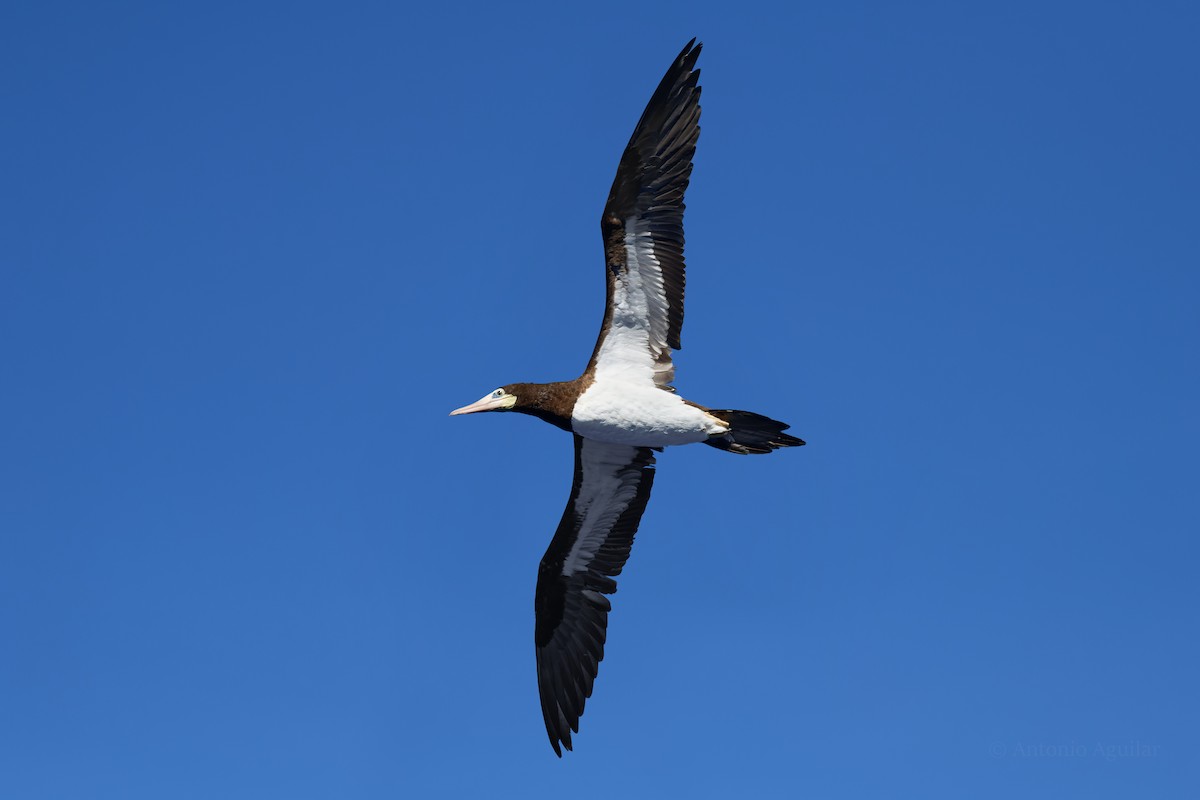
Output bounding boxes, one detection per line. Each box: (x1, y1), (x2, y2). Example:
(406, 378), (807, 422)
(450, 39), (805, 756)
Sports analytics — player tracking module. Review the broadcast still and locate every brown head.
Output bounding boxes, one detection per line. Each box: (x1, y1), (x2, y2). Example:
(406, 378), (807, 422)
(449, 380), (583, 432)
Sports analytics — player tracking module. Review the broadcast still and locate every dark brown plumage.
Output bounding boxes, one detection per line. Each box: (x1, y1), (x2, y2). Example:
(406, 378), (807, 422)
(502, 380), (590, 432)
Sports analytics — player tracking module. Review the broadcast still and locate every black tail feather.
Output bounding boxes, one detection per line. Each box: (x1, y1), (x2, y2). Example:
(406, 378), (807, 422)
(704, 410), (805, 455)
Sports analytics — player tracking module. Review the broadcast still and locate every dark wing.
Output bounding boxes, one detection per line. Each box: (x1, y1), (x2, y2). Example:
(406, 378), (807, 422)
(587, 39), (703, 389)
(534, 435), (657, 756)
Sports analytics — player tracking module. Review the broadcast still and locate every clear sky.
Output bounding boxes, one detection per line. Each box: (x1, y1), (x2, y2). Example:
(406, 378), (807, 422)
(2, 1), (1197, 797)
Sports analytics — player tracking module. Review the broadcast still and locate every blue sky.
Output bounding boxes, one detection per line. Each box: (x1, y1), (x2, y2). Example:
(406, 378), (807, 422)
(2, 1), (1197, 797)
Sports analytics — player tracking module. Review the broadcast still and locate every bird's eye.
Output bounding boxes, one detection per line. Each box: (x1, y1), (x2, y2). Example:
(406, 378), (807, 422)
(492, 389), (504, 398)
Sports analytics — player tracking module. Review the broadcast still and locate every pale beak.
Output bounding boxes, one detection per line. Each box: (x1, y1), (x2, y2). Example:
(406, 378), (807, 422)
(450, 393), (510, 416)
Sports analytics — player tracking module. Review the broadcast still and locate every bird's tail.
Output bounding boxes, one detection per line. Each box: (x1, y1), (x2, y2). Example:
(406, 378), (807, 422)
(703, 410), (806, 455)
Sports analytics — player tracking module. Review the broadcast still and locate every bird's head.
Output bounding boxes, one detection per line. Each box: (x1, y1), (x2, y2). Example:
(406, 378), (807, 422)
(450, 381), (575, 432)
(449, 385), (520, 416)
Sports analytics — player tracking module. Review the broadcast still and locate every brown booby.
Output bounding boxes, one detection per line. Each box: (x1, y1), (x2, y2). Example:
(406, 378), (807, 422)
(450, 40), (804, 756)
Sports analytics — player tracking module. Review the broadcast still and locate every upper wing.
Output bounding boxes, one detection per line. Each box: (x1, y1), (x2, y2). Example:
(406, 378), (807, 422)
(534, 435), (657, 756)
(586, 40), (703, 390)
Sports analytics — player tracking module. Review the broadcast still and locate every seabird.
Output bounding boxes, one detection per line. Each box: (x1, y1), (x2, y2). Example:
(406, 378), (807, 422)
(451, 39), (805, 756)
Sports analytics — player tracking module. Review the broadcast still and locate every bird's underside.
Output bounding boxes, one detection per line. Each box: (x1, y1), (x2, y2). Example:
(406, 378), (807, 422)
(449, 39), (804, 756)
(570, 381), (728, 447)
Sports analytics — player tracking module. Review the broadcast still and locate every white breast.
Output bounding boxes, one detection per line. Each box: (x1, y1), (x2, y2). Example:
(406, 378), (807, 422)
(572, 381), (727, 447)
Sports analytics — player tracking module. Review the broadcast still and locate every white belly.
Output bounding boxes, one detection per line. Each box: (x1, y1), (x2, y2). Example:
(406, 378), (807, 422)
(571, 381), (727, 446)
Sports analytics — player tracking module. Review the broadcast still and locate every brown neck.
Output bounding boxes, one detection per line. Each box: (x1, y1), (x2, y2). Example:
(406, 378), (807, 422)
(505, 378), (589, 432)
